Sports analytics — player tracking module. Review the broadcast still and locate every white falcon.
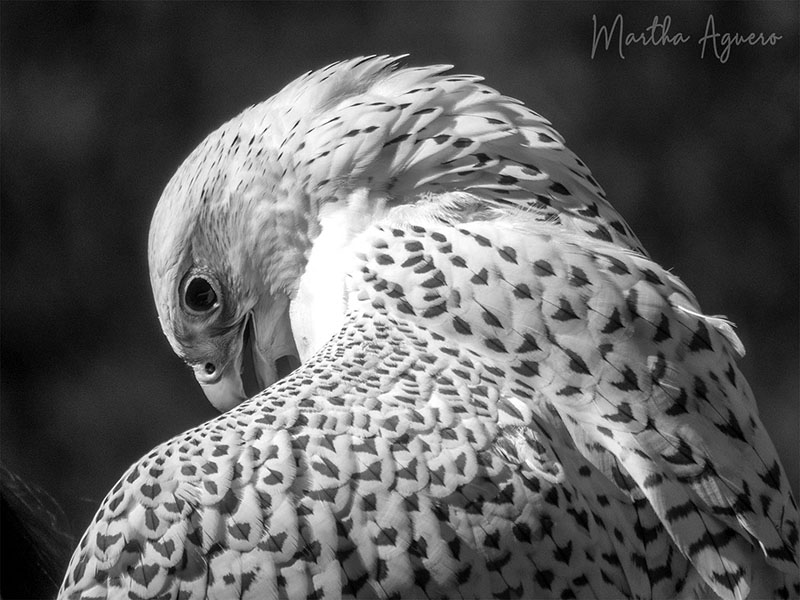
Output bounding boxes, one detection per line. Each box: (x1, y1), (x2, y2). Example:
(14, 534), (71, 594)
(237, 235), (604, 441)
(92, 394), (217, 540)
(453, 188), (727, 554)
(60, 56), (799, 599)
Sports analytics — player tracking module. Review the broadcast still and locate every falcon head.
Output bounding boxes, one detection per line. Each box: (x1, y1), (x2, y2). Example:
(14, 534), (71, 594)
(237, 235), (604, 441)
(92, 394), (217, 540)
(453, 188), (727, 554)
(147, 128), (308, 411)
(147, 57), (410, 412)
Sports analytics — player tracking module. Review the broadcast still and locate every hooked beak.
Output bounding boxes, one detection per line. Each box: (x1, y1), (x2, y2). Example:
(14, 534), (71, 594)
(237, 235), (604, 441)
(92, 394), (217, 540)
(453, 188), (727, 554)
(193, 299), (301, 412)
(195, 357), (247, 412)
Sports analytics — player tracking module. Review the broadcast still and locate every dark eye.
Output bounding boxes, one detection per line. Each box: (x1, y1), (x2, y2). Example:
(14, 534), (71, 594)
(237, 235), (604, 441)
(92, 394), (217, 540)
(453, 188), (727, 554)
(184, 277), (218, 313)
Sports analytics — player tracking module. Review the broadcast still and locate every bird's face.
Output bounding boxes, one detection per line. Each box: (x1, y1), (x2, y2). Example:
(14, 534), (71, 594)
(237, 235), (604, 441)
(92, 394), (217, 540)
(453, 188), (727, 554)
(148, 158), (305, 412)
(161, 262), (299, 412)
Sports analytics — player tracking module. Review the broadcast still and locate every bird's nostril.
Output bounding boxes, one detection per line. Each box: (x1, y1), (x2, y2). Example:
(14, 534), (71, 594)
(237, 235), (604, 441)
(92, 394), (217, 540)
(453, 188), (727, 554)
(204, 363), (216, 375)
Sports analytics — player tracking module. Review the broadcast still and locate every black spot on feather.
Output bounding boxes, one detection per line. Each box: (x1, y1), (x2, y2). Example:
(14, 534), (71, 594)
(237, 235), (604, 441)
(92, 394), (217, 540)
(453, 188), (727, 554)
(688, 321), (713, 352)
(653, 313), (671, 342)
(498, 246), (517, 263)
(552, 298), (579, 321)
(569, 266), (590, 287)
(549, 182), (570, 195)
(515, 333), (540, 353)
(642, 268), (663, 285)
(466, 268), (491, 287)
(716, 410), (746, 442)
(450, 255), (467, 268)
(601, 308), (624, 334)
(482, 309), (502, 327)
(663, 437), (695, 466)
(534, 260), (555, 277)
(605, 255), (631, 275)
(512, 283), (533, 299)
(564, 348), (591, 375)
(612, 366), (639, 391)
(384, 133), (411, 147)
(485, 338), (507, 353)
(452, 316), (472, 335)
(666, 388), (689, 417)
(498, 174), (518, 185)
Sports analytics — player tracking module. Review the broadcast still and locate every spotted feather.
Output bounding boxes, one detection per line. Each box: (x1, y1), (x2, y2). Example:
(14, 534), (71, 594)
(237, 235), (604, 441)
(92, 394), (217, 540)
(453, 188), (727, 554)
(62, 56), (798, 599)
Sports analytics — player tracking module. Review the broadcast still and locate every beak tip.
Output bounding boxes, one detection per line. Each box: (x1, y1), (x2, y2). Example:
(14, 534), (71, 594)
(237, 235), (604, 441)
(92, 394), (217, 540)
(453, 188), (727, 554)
(198, 374), (248, 412)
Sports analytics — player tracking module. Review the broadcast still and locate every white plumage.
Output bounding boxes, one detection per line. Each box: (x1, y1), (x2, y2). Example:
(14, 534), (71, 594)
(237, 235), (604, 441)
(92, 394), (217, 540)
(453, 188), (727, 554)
(60, 56), (799, 599)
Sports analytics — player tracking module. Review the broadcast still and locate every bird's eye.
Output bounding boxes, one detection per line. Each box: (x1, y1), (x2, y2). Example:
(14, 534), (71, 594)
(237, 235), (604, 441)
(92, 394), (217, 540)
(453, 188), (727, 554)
(184, 276), (218, 313)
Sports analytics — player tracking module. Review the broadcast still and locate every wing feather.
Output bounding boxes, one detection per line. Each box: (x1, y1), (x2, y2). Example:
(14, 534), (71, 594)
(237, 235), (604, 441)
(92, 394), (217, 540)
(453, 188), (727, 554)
(348, 213), (798, 599)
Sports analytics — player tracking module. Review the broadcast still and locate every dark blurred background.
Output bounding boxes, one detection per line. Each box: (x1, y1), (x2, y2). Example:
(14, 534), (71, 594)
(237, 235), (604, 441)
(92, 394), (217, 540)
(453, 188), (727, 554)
(1, 2), (797, 597)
